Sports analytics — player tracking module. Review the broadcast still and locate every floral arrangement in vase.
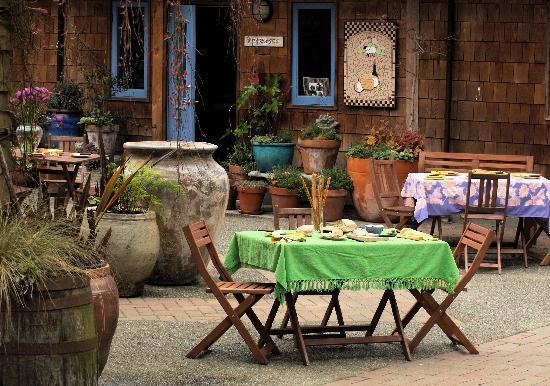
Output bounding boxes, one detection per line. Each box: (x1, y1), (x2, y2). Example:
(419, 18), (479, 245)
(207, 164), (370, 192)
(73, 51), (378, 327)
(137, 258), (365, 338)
(12, 86), (51, 153)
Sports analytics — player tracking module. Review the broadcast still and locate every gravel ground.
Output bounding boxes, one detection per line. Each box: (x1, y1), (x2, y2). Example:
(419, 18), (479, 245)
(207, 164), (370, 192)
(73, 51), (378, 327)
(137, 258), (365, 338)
(101, 211), (550, 385)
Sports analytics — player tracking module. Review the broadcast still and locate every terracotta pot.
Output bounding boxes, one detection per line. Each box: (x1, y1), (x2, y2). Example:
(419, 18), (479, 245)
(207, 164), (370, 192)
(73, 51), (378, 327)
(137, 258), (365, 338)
(123, 141), (229, 285)
(323, 189), (348, 222)
(347, 157), (418, 222)
(237, 186), (266, 214)
(86, 263), (119, 375)
(96, 211), (160, 297)
(227, 164), (249, 210)
(298, 138), (341, 174)
(85, 124), (119, 156)
(269, 186), (300, 209)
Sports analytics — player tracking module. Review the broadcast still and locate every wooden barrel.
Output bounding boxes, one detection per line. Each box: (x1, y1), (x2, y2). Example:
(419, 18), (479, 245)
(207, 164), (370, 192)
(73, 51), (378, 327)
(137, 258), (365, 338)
(0, 276), (98, 385)
(87, 263), (119, 375)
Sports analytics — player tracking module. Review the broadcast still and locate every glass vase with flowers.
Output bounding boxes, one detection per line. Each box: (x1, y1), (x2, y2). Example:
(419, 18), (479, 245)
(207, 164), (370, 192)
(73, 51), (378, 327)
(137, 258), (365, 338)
(12, 86), (51, 154)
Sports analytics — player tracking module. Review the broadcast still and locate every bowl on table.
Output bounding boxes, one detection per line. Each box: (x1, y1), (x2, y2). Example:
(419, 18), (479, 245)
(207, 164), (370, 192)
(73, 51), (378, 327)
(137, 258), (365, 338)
(364, 224), (385, 235)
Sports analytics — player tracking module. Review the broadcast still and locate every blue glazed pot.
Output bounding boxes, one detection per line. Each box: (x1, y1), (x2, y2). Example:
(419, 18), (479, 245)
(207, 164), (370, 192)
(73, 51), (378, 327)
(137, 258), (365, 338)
(252, 142), (294, 172)
(42, 110), (84, 143)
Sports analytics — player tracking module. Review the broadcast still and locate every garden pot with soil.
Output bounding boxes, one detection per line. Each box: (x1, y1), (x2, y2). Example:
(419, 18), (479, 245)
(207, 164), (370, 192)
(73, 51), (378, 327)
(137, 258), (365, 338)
(298, 138), (340, 174)
(236, 180), (267, 214)
(96, 211), (160, 297)
(269, 186), (300, 209)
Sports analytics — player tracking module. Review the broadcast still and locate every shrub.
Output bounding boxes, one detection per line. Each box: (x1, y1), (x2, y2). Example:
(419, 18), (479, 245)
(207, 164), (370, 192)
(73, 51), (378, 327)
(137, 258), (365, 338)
(235, 179), (267, 190)
(47, 81), (83, 111)
(269, 166), (304, 194)
(321, 168), (353, 191)
(251, 134), (289, 144)
(299, 123), (341, 141)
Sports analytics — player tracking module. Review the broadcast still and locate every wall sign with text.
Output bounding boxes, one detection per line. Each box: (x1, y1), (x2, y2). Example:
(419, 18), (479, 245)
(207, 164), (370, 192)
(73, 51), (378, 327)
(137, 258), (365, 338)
(344, 22), (397, 108)
(244, 36), (284, 47)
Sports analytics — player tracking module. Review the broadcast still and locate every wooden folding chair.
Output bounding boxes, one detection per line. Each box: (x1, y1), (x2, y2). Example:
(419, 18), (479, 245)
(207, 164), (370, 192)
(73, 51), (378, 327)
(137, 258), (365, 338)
(397, 222), (494, 353)
(272, 206), (345, 338)
(183, 220), (280, 365)
(461, 172), (525, 273)
(370, 158), (441, 236)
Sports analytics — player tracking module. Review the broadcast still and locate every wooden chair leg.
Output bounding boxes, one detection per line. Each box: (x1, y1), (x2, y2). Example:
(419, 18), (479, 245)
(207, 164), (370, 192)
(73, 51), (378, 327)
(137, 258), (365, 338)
(231, 311), (269, 365)
(380, 210), (393, 228)
(496, 221), (502, 275)
(278, 292), (298, 338)
(513, 218), (523, 248)
(285, 292), (309, 366)
(260, 299), (280, 349)
(388, 291), (412, 361)
(437, 216), (442, 238)
(520, 230), (529, 268)
(430, 217), (436, 235)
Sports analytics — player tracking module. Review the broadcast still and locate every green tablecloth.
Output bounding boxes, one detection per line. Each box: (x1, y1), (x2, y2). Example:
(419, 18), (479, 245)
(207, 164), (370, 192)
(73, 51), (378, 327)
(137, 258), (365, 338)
(224, 231), (460, 302)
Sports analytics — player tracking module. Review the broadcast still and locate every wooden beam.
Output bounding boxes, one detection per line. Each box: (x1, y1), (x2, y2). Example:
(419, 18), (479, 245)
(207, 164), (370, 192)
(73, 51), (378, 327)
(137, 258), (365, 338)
(443, 0), (455, 152)
(405, 0), (419, 131)
(151, 0), (166, 140)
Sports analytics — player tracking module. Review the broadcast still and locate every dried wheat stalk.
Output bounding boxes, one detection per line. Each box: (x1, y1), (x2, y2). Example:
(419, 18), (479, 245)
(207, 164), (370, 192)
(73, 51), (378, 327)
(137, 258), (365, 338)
(301, 174), (331, 231)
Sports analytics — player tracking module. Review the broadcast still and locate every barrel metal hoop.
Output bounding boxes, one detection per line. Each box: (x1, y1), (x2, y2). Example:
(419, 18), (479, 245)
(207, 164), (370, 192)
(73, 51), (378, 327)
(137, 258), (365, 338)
(0, 337), (98, 355)
(18, 293), (93, 311)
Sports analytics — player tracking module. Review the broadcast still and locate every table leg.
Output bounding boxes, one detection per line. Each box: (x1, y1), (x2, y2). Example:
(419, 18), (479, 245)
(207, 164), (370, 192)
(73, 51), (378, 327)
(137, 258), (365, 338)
(61, 163), (79, 202)
(285, 292), (309, 366)
(388, 291), (412, 361)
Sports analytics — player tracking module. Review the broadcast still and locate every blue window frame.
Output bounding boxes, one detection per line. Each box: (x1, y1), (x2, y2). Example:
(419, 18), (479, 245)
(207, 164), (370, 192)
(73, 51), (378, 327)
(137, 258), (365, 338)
(111, 1), (149, 99)
(291, 3), (336, 106)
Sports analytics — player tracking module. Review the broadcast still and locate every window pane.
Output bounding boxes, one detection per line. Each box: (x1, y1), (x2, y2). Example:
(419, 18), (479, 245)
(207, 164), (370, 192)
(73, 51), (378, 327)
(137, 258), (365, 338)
(297, 8), (331, 97)
(117, 6), (145, 90)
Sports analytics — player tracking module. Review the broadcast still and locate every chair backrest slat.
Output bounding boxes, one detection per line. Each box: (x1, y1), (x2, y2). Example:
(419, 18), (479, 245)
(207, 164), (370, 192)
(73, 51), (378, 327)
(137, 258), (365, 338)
(47, 136), (85, 153)
(273, 206), (313, 230)
(419, 151), (534, 173)
(465, 172), (510, 216)
(183, 220), (232, 284)
(370, 159), (403, 210)
(453, 223), (494, 293)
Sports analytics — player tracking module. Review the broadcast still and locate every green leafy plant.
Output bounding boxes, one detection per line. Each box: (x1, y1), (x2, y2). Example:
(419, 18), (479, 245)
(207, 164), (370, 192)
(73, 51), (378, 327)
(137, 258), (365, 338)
(47, 81), (83, 111)
(349, 121), (425, 160)
(0, 213), (102, 337)
(236, 74), (283, 140)
(78, 107), (117, 127)
(251, 134), (289, 144)
(299, 123), (341, 141)
(227, 143), (253, 166)
(269, 166), (304, 195)
(235, 179), (267, 190)
(321, 168), (353, 191)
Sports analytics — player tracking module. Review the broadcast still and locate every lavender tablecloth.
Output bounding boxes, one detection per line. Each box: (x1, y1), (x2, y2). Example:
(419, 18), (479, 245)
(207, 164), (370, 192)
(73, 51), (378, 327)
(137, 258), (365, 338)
(402, 173), (550, 223)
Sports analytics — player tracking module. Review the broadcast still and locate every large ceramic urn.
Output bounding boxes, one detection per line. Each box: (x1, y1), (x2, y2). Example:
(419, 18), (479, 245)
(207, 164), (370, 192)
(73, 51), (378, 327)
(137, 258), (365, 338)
(123, 141), (229, 285)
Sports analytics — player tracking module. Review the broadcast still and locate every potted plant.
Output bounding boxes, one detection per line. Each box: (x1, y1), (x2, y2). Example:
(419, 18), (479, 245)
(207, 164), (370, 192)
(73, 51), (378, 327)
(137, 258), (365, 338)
(80, 107), (120, 157)
(251, 132), (294, 173)
(11, 86), (51, 154)
(226, 143), (256, 209)
(268, 166), (304, 209)
(298, 114), (341, 174)
(44, 80), (84, 138)
(93, 162), (180, 297)
(346, 122), (424, 222)
(0, 214), (101, 383)
(320, 167), (353, 222)
(236, 179), (267, 214)
(236, 74), (293, 172)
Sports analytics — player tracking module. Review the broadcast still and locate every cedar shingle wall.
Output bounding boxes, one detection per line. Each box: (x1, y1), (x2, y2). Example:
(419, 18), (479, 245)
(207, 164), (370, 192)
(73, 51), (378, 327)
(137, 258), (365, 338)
(419, 0), (549, 175)
(238, 0), (409, 168)
(11, 1), (153, 143)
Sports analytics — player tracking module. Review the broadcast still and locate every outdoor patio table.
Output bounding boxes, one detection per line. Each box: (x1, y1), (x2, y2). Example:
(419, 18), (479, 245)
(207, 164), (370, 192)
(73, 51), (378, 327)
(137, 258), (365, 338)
(402, 173), (550, 224)
(29, 152), (100, 201)
(224, 231), (460, 365)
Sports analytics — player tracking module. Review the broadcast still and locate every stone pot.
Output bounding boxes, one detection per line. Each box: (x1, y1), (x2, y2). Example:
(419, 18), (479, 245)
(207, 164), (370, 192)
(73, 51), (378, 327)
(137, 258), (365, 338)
(347, 157), (418, 222)
(86, 263), (119, 375)
(323, 189), (348, 222)
(123, 141), (229, 285)
(237, 186), (266, 214)
(85, 124), (119, 156)
(269, 186), (300, 209)
(298, 138), (340, 174)
(96, 211), (160, 296)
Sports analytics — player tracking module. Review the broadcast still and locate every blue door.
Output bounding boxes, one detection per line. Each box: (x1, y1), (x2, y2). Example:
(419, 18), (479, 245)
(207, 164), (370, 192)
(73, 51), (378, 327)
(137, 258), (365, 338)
(167, 5), (196, 141)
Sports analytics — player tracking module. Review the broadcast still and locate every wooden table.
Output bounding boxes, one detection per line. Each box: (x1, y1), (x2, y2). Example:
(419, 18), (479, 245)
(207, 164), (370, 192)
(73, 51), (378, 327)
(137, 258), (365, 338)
(224, 231), (461, 365)
(30, 153), (100, 201)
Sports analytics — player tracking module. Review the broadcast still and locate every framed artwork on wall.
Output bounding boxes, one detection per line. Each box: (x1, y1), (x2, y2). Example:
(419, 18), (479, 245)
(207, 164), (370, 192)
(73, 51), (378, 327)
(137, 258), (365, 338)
(344, 21), (397, 108)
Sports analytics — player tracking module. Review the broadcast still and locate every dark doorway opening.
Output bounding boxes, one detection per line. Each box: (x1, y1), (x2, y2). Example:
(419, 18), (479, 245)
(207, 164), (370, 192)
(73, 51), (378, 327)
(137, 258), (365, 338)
(195, 6), (236, 161)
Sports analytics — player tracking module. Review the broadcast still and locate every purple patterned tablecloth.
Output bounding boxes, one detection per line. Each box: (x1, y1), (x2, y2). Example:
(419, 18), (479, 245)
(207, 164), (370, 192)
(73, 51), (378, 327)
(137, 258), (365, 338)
(401, 173), (550, 223)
